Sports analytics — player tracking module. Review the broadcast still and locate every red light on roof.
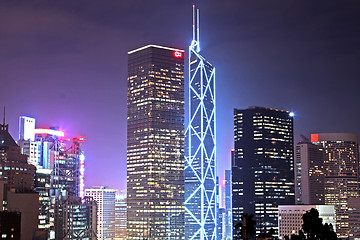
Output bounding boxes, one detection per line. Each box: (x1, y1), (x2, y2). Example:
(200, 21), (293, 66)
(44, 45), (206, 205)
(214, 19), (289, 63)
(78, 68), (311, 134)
(78, 137), (85, 141)
(174, 51), (182, 58)
(311, 134), (319, 143)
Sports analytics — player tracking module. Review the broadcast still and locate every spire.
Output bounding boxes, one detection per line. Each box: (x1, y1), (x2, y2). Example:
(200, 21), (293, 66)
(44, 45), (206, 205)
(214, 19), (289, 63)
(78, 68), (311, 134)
(192, 5), (200, 52)
(1, 106), (8, 131)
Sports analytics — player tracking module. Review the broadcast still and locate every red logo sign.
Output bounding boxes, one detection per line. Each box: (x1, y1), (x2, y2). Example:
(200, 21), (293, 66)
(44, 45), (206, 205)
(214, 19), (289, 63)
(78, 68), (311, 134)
(174, 51), (182, 58)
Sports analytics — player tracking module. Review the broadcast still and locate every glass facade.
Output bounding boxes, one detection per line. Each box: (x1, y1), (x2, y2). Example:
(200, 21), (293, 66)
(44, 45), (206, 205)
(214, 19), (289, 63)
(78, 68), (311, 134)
(85, 187), (116, 240)
(232, 107), (295, 237)
(127, 45), (185, 239)
(115, 194), (127, 240)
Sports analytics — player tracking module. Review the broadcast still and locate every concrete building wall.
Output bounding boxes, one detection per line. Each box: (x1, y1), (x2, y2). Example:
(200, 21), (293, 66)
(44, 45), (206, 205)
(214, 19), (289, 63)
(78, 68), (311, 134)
(7, 191), (39, 240)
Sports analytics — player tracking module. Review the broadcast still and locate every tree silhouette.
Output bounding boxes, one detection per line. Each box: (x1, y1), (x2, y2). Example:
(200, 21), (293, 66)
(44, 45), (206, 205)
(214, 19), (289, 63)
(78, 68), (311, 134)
(234, 213), (256, 240)
(285, 208), (337, 240)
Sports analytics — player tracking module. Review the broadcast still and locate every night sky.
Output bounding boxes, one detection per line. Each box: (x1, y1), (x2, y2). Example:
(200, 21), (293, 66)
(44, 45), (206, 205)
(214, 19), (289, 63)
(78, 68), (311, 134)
(1, 1), (360, 191)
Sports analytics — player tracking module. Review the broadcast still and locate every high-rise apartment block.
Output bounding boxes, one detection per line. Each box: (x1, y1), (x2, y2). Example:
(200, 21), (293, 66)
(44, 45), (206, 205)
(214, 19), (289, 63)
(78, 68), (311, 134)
(185, 6), (217, 239)
(232, 107), (295, 236)
(311, 133), (360, 239)
(127, 44), (185, 239)
(85, 187), (116, 239)
(295, 141), (325, 204)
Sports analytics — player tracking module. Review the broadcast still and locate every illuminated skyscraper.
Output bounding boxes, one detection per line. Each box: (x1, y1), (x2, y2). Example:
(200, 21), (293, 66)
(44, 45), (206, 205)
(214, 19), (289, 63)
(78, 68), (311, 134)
(224, 170), (232, 239)
(311, 133), (360, 239)
(185, 5), (217, 239)
(18, 116), (89, 239)
(127, 44), (185, 239)
(115, 193), (127, 240)
(85, 187), (116, 239)
(232, 107), (294, 236)
(295, 140), (325, 205)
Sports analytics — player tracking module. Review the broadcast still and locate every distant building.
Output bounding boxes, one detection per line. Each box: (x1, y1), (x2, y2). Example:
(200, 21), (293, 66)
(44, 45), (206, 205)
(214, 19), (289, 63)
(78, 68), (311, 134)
(18, 116), (90, 239)
(85, 187), (116, 239)
(218, 208), (225, 239)
(115, 193), (126, 240)
(232, 107), (295, 236)
(34, 168), (52, 232)
(0, 122), (39, 240)
(348, 197), (360, 239)
(295, 141), (325, 204)
(61, 196), (97, 240)
(311, 133), (359, 239)
(7, 190), (39, 240)
(278, 205), (336, 240)
(0, 123), (35, 191)
(19, 116), (35, 141)
(224, 170), (232, 239)
(127, 44), (185, 239)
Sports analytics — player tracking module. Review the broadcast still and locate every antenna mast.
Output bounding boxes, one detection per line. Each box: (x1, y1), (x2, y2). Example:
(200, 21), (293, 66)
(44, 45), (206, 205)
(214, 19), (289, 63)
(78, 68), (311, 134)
(192, 5), (200, 52)
(192, 5), (196, 42)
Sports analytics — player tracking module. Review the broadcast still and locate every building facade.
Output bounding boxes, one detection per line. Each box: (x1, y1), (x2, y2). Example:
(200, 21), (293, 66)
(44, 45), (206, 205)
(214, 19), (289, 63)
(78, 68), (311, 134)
(185, 6), (217, 240)
(115, 193), (127, 240)
(278, 205), (335, 239)
(232, 107), (295, 236)
(224, 170), (232, 239)
(348, 197), (360, 239)
(311, 133), (360, 239)
(18, 116), (90, 240)
(127, 44), (185, 239)
(295, 141), (325, 205)
(85, 187), (116, 240)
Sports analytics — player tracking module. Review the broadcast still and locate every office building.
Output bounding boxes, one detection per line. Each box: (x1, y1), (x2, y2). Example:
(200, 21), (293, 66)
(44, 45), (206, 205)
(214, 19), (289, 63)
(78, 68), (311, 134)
(85, 187), (116, 239)
(295, 140), (325, 204)
(127, 44), (185, 239)
(311, 133), (360, 239)
(224, 170), (232, 239)
(232, 107), (295, 236)
(18, 116), (89, 239)
(185, 6), (217, 240)
(0, 123), (35, 191)
(19, 116), (35, 141)
(278, 205), (335, 239)
(115, 193), (127, 240)
(34, 168), (52, 231)
(0, 211), (21, 240)
(0, 120), (39, 239)
(348, 197), (360, 239)
(61, 196), (97, 240)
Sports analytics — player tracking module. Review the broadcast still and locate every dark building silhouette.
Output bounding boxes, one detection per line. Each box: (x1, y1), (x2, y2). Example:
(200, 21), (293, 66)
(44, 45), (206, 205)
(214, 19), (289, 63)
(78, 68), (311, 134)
(0, 211), (21, 240)
(232, 107), (295, 236)
(0, 121), (38, 240)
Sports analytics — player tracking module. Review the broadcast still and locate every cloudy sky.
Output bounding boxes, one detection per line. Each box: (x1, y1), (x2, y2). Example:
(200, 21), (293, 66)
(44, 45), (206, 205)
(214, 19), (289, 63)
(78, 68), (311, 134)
(1, 0), (359, 191)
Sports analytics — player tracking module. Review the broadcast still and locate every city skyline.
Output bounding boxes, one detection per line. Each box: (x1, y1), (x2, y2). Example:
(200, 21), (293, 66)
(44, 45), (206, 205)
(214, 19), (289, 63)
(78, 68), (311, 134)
(1, 1), (360, 191)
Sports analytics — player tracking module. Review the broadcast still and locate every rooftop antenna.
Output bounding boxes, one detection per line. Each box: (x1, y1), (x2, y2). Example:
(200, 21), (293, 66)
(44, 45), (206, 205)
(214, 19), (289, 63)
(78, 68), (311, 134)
(192, 5), (196, 42)
(1, 106), (8, 131)
(192, 5), (200, 52)
(197, 8), (200, 52)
